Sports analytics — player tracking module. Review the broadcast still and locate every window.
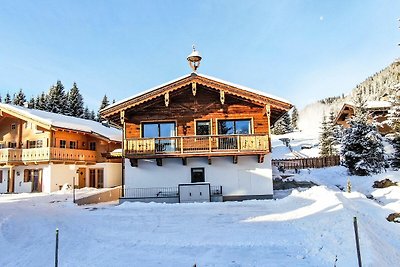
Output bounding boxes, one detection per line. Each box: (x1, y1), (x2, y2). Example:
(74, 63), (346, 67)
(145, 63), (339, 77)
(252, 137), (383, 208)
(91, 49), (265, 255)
(70, 141), (77, 149)
(142, 122), (176, 138)
(11, 124), (16, 130)
(60, 140), (66, 148)
(29, 141), (36, 148)
(196, 120), (211, 135)
(0, 143), (4, 149)
(89, 142), (96, 151)
(97, 169), (104, 188)
(36, 140), (43, 148)
(218, 119), (251, 135)
(8, 142), (17, 148)
(24, 169), (32, 182)
(89, 169), (104, 188)
(191, 168), (205, 183)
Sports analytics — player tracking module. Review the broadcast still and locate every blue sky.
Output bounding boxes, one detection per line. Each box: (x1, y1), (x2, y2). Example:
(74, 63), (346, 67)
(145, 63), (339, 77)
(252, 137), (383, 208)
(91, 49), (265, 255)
(0, 1), (399, 110)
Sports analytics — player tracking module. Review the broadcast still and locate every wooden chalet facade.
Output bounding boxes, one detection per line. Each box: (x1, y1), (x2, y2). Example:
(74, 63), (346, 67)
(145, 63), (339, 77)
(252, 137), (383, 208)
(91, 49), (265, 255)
(334, 101), (392, 134)
(0, 104), (122, 193)
(101, 71), (292, 202)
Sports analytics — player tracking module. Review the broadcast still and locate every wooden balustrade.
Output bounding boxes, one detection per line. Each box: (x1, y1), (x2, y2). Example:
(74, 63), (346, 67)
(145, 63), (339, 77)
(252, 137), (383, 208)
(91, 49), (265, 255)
(125, 134), (269, 156)
(0, 147), (97, 164)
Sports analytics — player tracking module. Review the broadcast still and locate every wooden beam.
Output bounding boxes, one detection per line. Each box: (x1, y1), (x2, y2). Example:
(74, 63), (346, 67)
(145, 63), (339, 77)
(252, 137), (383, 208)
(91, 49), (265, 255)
(233, 155), (238, 164)
(164, 92), (170, 107)
(208, 156), (212, 165)
(129, 158), (138, 167)
(220, 90), (225, 104)
(258, 154), (264, 163)
(156, 158), (163, 166)
(182, 158), (187, 165)
(192, 82), (197, 96)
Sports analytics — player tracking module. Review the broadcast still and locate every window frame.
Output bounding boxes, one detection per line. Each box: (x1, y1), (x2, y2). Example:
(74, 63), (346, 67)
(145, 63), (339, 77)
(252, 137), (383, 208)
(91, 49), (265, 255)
(216, 118), (253, 135)
(194, 119), (212, 136)
(59, 140), (66, 149)
(141, 121), (177, 138)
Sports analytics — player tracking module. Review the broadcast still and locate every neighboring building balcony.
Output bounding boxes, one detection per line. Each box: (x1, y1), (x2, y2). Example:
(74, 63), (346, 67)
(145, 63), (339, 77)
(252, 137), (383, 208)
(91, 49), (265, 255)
(124, 134), (270, 159)
(0, 147), (98, 165)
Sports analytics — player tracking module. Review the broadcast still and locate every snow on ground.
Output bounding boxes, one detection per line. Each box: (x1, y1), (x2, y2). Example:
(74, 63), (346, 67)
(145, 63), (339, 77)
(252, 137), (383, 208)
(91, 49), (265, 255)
(271, 131), (320, 159)
(1, 185), (400, 267)
(1, 131), (400, 267)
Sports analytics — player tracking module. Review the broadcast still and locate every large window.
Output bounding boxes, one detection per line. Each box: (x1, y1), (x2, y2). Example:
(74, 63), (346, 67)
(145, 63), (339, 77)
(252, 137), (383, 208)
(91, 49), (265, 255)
(196, 120), (211, 136)
(89, 142), (96, 151)
(142, 122), (176, 138)
(218, 119), (251, 135)
(70, 141), (77, 149)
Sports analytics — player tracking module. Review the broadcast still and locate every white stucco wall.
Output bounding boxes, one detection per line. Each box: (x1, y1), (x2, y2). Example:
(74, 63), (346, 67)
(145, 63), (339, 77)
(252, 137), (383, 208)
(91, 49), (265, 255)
(97, 163), (122, 188)
(1, 162), (122, 194)
(0, 168), (8, 193)
(124, 155), (273, 197)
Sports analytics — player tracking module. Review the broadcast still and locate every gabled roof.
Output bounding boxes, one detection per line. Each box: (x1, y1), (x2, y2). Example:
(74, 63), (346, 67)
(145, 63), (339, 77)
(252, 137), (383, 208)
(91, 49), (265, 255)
(101, 72), (292, 121)
(0, 103), (121, 142)
(334, 101), (392, 124)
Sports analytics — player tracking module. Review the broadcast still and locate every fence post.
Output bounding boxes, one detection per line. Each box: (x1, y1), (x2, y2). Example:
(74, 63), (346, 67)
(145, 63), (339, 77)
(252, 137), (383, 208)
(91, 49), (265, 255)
(353, 217), (362, 267)
(55, 228), (59, 267)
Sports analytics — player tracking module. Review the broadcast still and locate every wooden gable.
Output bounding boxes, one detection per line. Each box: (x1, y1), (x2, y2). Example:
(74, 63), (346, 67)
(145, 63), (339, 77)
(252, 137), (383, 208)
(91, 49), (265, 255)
(101, 73), (292, 125)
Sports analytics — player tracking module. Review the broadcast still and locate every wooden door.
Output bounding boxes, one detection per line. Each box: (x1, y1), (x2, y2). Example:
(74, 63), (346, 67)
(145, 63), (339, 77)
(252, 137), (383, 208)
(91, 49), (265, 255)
(32, 170), (42, 192)
(78, 168), (86, 188)
(7, 170), (15, 193)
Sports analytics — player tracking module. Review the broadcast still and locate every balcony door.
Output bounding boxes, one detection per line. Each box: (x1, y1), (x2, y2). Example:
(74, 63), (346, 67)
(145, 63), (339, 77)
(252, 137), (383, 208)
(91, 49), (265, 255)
(217, 119), (251, 149)
(142, 122), (176, 152)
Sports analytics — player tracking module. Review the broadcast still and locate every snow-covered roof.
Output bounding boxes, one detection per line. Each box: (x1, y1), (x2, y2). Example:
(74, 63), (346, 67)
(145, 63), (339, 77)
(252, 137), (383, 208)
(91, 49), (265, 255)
(102, 72), (291, 112)
(344, 100), (392, 109)
(0, 104), (121, 142)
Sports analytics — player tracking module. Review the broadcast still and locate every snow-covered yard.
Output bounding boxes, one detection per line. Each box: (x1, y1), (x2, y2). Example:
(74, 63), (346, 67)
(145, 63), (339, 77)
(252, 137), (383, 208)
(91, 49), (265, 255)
(1, 131), (399, 267)
(1, 168), (400, 267)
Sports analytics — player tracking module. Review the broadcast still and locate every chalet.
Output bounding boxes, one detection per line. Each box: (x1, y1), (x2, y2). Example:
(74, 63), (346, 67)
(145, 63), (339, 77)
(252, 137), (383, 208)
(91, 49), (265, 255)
(101, 48), (292, 202)
(0, 104), (122, 193)
(334, 101), (392, 134)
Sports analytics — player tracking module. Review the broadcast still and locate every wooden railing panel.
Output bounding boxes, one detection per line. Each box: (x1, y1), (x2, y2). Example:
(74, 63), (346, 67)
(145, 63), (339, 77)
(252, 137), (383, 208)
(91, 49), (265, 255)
(0, 148), (98, 163)
(125, 134), (270, 156)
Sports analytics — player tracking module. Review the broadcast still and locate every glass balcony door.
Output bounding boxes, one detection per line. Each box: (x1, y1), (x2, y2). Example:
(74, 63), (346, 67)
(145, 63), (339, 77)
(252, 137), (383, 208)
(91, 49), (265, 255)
(142, 122), (176, 152)
(217, 119), (252, 150)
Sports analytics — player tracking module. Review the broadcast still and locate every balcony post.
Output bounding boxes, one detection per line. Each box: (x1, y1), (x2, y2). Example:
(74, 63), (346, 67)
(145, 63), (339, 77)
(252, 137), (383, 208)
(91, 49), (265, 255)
(237, 135), (240, 152)
(180, 137), (183, 154)
(209, 136), (212, 152)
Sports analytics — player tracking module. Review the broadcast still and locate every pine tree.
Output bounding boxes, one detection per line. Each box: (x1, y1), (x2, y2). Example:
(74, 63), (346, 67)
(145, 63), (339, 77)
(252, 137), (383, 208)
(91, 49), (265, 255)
(319, 115), (330, 156)
(291, 106), (299, 130)
(90, 110), (96, 121)
(47, 80), (67, 114)
(387, 88), (400, 167)
(4, 93), (11, 104)
(66, 82), (84, 118)
(83, 106), (91, 120)
(272, 113), (293, 135)
(13, 89), (26, 106)
(28, 97), (35, 109)
(340, 91), (385, 175)
(97, 95), (110, 121)
(35, 92), (48, 110)
(0, 95), (2, 103)
(319, 112), (338, 156)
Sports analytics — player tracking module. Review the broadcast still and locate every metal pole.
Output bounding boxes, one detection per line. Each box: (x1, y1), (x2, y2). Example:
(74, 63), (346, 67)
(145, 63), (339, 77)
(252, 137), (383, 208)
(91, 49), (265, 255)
(121, 119), (126, 198)
(73, 176), (75, 203)
(55, 228), (59, 267)
(353, 217), (362, 267)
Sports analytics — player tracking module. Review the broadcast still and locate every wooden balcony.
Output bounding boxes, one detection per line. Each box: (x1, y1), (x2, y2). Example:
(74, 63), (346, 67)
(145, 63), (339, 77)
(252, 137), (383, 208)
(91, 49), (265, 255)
(124, 134), (269, 159)
(0, 147), (97, 164)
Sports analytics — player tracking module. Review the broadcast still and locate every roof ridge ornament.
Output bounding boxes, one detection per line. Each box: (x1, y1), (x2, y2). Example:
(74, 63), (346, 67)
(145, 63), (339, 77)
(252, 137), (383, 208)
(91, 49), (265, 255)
(187, 45), (202, 72)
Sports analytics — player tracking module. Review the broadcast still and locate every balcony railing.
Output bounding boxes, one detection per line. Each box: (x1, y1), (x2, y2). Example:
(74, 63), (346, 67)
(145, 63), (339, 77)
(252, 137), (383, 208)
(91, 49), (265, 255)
(123, 185), (223, 199)
(0, 147), (97, 164)
(125, 134), (269, 157)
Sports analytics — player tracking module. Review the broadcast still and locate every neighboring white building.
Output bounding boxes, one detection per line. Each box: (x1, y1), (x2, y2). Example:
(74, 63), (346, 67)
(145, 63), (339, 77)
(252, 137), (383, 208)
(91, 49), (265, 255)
(101, 52), (292, 202)
(0, 103), (122, 193)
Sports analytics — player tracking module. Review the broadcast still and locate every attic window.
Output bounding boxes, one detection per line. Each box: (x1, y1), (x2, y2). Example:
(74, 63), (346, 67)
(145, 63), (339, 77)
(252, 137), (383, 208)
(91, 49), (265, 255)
(11, 124), (16, 130)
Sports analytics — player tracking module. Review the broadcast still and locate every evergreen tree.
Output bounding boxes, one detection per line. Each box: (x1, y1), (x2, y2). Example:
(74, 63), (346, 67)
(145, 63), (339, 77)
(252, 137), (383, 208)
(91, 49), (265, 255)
(13, 89), (26, 106)
(0, 95), (2, 103)
(319, 113), (338, 156)
(340, 91), (385, 175)
(28, 96), (35, 109)
(272, 113), (293, 135)
(291, 106), (299, 130)
(36, 92), (48, 110)
(4, 93), (11, 104)
(387, 89), (400, 168)
(47, 80), (67, 114)
(97, 95), (109, 121)
(66, 82), (84, 118)
(83, 106), (91, 120)
(90, 110), (96, 121)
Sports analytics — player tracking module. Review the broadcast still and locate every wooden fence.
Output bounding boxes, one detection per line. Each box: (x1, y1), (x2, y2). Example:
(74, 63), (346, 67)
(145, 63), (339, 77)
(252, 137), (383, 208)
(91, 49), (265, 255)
(272, 155), (340, 170)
